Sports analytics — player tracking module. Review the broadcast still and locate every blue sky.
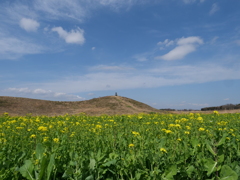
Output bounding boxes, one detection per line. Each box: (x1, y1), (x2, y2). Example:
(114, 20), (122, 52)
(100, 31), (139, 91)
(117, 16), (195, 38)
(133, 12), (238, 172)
(1, 0), (240, 110)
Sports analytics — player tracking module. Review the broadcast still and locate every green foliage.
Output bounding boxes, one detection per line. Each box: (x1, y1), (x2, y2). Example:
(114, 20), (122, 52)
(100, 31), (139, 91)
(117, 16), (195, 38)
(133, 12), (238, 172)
(0, 112), (240, 179)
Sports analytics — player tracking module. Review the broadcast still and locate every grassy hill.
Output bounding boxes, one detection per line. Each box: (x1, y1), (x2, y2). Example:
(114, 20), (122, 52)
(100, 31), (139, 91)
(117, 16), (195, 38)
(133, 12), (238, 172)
(0, 96), (162, 116)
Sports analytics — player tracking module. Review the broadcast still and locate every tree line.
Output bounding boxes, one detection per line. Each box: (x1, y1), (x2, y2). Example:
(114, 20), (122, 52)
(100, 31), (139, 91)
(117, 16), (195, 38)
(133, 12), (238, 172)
(201, 104), (240, 111)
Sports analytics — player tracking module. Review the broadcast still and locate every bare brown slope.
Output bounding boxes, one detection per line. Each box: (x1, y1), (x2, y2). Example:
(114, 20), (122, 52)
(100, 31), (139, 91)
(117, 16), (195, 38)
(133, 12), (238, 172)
(0, 96), (161, 116)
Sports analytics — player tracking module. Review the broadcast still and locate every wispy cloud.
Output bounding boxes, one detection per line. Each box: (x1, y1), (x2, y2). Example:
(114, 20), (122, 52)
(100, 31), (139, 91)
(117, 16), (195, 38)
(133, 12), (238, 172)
(2, 88), (84, 101)
(182, 0), (196, 4)
(156, 36), (204, 60)
(30, 62), (240, 94)
(182, 0), (205, 4)
(235, 40), (240, 46)
(209, 3), (220, 15)
(159, 45), (196, 60)
(52, 27), (85, 45)
(33, 0), (146, 21)
(157, 39), (174, 47)
(210, 36), (219, 44)
(19, 18), (40, 32)
(34, 0), (88, 21)
(0, 32), (45, 59)
(90, 65), (134, 71)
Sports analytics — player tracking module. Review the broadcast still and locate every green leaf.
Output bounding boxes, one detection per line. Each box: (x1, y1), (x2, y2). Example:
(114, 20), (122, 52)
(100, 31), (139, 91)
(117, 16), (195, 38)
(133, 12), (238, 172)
(186, 165), (195, 177)
(162, 165), (177, 180)
(135, 172), (142, 180)
(46, 153), (55, 180)
(218, 154), (225, 164)
(17, 152), (26, 163)
(89, 159), (96, 170)
(36, 143), (45, 160)
(103, 160), (117, 167)
(205, 140), (216, 156)
(85, 175), (94, 180)
(62, 167), (74, 178)
(203, 158), (217, 177)
(191, 138), (199, 148)
(19, 160), (35, 180)
(219, 165), (238, 180)
(38, 155), (48, 180)
(216, 133), (227, 147)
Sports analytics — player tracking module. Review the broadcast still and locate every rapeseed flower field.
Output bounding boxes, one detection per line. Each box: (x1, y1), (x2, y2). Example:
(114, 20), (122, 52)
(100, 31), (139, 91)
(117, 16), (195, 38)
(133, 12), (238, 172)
(0, 112), (240, 179)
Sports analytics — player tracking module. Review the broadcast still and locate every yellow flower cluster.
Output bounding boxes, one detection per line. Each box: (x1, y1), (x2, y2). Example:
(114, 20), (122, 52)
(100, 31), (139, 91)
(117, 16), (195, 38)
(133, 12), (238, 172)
(160, 148), (167, 153)
(38, 126), (48, 131)
(132, 131), (140, 136)
(129, 143), (134, 147)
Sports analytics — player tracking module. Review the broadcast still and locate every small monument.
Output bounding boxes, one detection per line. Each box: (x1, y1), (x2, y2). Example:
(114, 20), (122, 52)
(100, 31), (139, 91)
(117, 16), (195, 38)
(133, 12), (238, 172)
(115, 92), (118, 96)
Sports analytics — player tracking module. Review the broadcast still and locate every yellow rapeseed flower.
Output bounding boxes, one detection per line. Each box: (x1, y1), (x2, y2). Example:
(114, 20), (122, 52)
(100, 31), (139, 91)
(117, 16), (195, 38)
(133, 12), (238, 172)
(129, 143), (134, 148)
(38, 126), (48, 131)
(199, 128), (205, 131)
(197, 117), (203, 121)
(96, 125), (102, 128)
(160, 148), (167, 153)
(175, 124), (181, 128)
(185, 131), (190, 134)
(53, 138), (59, 143)
(165, 130), (172, 134)
(132, 131), (140, 136)
(30, 134), (36, 138)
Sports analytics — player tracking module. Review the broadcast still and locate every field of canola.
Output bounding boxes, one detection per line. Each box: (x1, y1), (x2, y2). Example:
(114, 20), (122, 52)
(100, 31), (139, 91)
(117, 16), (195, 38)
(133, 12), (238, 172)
(0, 112), (240, 180)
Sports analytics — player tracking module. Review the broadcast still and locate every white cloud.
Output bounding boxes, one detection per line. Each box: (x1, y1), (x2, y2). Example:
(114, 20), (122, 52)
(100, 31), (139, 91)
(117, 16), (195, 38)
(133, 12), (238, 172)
(133, 55), (148, 62)
(157, 39), (174, 47)
(159, 45), (196, 60)
(19, 18), (40, 32)
(183, 0), (206, 4)
(209, 3), (220, 15)
(34, 0), (88, 21)
(210, 36), (219, 44)
(90, 65), (134, 71)
(156, 36), (203, 60)
(52, 27), (85, 45)
(133, 49), (158, 62)
(235, 40), (240, 46)
(92, 47), (96, 50)
(0, 33), (44, 59)
(177, 36), (203, 45)
(87, 93), (95, 96)
(224, 98), (230, 101)
(33, 0), (145, 21)
(183, 0), (196, 4)
(3, 88), (84, 101)
(31, 62), (240, 94)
